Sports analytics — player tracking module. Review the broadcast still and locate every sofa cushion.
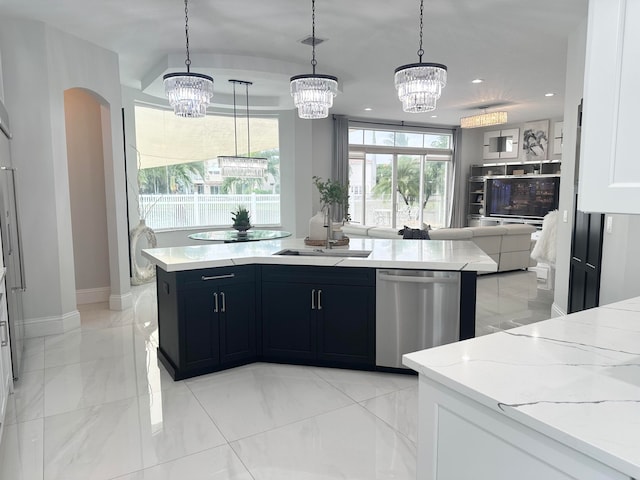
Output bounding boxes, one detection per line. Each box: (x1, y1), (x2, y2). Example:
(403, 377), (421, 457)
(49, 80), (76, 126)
(502, 224), (537, 235)
(428, 228), (472, 240)
(465, 226), (506, 256)
(501, 224), (537, 253)
(466, 226), (508, 237)
(367, 226), (401, 239)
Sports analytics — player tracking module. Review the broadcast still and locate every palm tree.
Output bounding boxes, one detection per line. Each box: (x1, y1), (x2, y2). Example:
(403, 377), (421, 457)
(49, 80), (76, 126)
(139, 161), (205, 194)
(372, 156), (444, 220)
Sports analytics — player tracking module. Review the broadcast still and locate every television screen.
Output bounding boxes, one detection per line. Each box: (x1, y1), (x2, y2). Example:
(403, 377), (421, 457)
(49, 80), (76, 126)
(486, 177), (560, 218)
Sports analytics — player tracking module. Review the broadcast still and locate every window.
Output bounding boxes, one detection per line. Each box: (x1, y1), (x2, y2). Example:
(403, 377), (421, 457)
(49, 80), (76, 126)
(133, 104), (280, 230)
(348, 126), (453, 229)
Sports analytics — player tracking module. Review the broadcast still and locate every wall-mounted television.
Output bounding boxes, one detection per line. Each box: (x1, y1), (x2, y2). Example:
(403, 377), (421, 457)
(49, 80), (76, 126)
(486, 177), (560, 219)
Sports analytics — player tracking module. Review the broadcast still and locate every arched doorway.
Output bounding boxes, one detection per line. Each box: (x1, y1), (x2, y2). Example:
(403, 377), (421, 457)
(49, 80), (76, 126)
(63, 88), (111, 305)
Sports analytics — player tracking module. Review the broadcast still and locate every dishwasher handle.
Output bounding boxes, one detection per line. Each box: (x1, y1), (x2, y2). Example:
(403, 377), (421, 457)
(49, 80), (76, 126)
(377, 271), (458, 284)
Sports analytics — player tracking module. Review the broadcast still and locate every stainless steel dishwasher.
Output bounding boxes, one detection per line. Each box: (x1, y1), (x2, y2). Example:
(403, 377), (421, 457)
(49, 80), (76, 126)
(376, 269), (461, 368)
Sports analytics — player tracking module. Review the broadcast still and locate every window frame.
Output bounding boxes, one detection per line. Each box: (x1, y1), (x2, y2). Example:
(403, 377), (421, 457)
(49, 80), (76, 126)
(132, 101), (282, 231)
(348, 126), (454, 229)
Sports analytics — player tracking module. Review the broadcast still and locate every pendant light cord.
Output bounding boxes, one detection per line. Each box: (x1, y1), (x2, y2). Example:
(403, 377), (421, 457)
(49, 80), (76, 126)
(311, 0), (317, 74)
(245, 83), (251, 157)
(232, 82), (238, 156)
(184, 0), (191, 72)
(228, 80), (253, 157)
(417, 0), (424, 62)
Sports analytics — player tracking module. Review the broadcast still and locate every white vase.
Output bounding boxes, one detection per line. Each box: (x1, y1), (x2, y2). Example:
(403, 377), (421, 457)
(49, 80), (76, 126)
(308, 211), (326, 240)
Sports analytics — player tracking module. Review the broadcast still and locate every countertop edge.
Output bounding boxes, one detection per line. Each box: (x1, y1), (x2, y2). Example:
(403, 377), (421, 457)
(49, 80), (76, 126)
(142, 238), (498, 273)
(402, 325), (640, 479)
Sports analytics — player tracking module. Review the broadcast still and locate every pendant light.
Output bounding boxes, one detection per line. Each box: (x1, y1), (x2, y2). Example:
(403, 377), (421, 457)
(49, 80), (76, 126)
(290, 0), (338, 119)
(218, 80), (268, 178)
(460, 110), (508, 129)
(394, 0), (447, 113)
(163, 0), (214, 118)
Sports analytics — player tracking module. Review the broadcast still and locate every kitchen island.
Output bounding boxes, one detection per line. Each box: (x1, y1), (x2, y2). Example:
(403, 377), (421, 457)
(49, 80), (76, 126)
(143, 237), (496, 380)
(403, 296), (640, 480)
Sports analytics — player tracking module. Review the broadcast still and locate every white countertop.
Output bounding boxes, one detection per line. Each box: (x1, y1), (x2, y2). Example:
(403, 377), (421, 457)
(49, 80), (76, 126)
(142, 238), (497, 273)
(403, 297), (640, 478)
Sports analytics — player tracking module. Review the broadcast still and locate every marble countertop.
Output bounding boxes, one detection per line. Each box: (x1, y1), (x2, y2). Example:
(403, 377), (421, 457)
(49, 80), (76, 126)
(403, 297), (640, 478)
(142, 237), (497, 273)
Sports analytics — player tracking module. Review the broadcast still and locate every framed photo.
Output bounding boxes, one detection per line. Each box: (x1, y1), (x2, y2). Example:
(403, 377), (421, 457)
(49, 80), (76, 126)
(521, 120), (549, 160)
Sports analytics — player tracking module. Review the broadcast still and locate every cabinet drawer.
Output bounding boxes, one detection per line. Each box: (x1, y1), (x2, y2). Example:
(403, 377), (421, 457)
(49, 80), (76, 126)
(261, 265), (374, 286)
(177, 265), (255, 288)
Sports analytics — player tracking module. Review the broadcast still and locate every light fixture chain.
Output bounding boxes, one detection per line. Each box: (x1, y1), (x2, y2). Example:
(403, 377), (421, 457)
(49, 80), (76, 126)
(246, 83), (251, 157)
(184, 0), (191, 71)
(311, 0), (317, 74)
(417, 0), (424, 61)
(232, 82), (238, 157)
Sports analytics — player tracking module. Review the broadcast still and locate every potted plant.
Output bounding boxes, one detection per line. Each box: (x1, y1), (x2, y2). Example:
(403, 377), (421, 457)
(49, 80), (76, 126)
(231, 206), (252, 235)
(312, 176), (350, 222)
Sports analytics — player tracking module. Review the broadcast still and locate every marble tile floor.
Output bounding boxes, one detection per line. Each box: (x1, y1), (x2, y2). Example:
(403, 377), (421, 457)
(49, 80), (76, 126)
(0, 270), (552, 480)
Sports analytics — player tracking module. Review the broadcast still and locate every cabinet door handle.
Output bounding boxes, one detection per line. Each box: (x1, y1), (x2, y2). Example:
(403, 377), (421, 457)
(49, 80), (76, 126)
(213, 292), (219, 313)
(317, 289), (322, 310)
(311, 289), (316, 310)
(220, 291), (226, 312)
(0, 320), (8, 347)
(201, 273), (235, 281)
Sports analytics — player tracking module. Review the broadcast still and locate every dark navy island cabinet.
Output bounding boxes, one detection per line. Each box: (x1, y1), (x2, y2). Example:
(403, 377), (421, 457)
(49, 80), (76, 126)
(156, 264), (375, 380)
(261, 265), (375, 369)
(156, 265), (257, 380)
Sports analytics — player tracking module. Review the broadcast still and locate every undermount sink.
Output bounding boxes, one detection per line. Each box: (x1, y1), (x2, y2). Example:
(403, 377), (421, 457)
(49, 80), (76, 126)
(274, 248), (372, 258)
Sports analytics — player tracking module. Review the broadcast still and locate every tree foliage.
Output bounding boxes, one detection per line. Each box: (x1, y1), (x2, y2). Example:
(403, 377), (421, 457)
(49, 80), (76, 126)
(138, 161), (205, 194)
(372, 157), (445, 210)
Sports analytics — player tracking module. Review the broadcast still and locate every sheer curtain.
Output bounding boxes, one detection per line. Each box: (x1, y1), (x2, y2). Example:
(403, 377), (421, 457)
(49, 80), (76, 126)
(331, 114), (349, 221)
(448, 128), (465, 227)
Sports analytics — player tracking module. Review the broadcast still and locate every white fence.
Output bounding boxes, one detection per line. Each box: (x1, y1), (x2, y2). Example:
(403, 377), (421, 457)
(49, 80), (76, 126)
(349, 193), (446, 228)
(139, 193), (281, 230)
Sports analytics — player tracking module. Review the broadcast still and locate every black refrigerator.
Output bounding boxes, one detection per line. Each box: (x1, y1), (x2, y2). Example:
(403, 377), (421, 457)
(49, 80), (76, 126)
(0, 99), (26, 380)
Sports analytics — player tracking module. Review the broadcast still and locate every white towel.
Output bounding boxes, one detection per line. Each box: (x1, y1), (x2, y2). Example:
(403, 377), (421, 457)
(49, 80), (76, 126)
(531, 210), (559, 265)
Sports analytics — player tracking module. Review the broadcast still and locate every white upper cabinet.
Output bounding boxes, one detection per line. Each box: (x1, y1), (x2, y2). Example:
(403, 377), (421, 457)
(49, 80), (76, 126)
(578, 0), (640, 214)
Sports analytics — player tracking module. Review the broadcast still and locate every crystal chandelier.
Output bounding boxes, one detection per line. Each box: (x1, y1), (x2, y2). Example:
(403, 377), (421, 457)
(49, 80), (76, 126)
(218, 80), (268, 179)
(394, 0), (447, 113)
(290, 0), (338, 119)
(460, 111), (508, 129)
(163, 0), (214, 118)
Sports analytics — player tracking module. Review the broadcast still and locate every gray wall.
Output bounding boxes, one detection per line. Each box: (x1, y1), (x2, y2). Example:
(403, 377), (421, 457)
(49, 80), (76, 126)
(64, 89), (110, 296)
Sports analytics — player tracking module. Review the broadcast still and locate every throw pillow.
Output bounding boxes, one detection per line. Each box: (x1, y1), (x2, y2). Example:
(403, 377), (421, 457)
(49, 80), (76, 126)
(400, 226), (430, 240)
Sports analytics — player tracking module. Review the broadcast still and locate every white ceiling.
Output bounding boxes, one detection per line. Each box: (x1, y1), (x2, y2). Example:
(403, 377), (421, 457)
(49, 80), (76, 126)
(0, 0), (588, 126)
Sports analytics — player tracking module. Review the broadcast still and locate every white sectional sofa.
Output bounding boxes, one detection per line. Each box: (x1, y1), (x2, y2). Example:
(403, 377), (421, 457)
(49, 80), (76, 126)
(341, 223), (536, 272)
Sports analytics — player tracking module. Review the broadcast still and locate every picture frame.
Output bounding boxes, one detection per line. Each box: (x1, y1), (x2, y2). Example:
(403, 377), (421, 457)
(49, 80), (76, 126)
(521, 120), (549, 160)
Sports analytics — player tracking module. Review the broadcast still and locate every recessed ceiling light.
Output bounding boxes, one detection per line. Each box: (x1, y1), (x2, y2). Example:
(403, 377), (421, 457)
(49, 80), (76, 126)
(545, 92), (555, 97)
(431, 115), (438, 118)
(471, 78), (484, 84)
(364, 107), (373, 111)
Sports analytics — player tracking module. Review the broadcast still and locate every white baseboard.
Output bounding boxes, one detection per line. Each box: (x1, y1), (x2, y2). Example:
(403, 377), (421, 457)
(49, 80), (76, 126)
(109, 292), (133, 311)
(551, 302), (566, 318)
(76, 287), (110, 305)
(23, 310), (81, 338)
